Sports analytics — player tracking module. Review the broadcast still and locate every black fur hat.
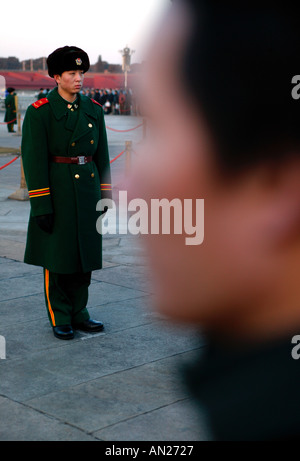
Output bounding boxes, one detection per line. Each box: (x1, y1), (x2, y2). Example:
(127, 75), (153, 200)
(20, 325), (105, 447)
(47, 46), (90, 78)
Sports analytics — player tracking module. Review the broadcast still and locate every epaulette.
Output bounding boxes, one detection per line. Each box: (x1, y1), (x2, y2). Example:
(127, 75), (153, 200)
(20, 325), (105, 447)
(32, 98), (49, 109)
(91, 99), (102, 107)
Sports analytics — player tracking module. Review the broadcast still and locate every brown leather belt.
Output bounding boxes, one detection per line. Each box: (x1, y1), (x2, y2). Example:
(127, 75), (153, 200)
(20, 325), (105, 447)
(52, 156), (92, 165)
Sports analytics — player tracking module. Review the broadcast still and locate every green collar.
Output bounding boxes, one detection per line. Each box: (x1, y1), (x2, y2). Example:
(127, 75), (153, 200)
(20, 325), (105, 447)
(47, 87), (98, 121)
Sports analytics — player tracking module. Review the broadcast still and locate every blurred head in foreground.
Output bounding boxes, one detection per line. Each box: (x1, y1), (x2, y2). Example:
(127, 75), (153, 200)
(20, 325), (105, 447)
(134, 0), (300, 440)
(137, 0), (300, 342)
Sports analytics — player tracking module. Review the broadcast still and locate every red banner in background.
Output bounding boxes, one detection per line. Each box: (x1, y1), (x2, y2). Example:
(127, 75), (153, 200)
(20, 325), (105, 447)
(0, 71), (138, 90)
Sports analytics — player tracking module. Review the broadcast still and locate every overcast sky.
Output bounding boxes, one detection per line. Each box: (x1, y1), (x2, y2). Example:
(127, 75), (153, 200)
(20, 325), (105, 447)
(0, 0), (168, 65)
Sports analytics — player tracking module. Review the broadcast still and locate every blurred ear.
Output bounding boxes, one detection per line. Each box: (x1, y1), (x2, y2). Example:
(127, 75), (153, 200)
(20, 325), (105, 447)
(53, 74), (61, 85)
(260, 158), (300, 248)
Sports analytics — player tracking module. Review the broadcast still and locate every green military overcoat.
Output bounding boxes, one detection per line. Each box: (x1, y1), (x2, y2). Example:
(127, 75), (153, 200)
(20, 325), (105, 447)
(4, 93), (16, 125)
(22, 87), (112, 274)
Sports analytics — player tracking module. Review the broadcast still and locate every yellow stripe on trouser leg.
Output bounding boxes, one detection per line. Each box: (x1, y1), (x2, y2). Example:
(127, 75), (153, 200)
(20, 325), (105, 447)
(45, 269), (56, 327)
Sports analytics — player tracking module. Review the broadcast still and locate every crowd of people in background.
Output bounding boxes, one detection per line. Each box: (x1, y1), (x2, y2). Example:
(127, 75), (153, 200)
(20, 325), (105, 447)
(37, 87), (139, 116)
(2, 85), (140, 133)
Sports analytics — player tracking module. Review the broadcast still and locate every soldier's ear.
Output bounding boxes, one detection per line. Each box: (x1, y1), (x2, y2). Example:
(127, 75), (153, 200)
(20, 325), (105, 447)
(53, 74), (61, 86)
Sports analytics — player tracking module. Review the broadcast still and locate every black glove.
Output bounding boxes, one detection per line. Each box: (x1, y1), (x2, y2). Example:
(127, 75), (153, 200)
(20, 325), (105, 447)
(35, 214), (54, 234)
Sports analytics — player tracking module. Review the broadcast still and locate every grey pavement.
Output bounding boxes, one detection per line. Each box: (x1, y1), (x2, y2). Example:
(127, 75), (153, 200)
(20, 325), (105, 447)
(0, 114), (207, 441)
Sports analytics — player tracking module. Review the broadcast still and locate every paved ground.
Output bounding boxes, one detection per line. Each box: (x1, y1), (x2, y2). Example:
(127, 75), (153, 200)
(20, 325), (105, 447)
(0, 111), (207, 441)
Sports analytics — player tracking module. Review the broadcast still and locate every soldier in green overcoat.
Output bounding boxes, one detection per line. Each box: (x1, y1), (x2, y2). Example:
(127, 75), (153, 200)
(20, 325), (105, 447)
(22, 46), (112, 340)
(4, 87), (17, 132)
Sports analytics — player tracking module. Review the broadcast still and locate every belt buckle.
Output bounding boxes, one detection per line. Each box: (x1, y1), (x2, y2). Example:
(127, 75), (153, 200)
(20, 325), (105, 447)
(78, 156), (85, 165)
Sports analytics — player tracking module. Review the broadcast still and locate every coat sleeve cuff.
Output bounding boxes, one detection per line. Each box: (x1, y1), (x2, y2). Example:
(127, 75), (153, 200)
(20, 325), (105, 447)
(28, 188), (53, 217)
(100, 183), (113, 203)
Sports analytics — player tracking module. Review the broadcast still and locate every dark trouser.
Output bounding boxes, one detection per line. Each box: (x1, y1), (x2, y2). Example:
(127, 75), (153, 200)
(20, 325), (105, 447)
(7, 122), (15, 132)
(43, 269), (91, 327)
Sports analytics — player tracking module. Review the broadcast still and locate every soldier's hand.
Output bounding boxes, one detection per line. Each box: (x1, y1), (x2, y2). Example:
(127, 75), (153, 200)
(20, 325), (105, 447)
(35, 214), (54, 234)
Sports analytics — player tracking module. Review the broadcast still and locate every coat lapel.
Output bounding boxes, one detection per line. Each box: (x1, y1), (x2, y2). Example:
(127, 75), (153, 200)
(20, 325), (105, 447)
(71, 95), (98, 143)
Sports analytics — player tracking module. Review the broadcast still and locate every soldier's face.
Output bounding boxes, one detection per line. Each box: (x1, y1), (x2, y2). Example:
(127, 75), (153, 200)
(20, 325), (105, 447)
(133, 4), (288, 336)
(54, 70), (84, 95)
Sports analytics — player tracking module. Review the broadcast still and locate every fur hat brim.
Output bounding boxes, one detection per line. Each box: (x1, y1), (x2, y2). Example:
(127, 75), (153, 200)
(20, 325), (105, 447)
(47, 46), (90, 78)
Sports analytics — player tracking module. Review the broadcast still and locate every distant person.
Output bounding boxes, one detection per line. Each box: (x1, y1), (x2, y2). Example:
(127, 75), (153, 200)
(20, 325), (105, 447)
(124, 89), (131, 116)
(113, 89), (119, 105)
(4, 87), (16, 133)
(113, 89), (120, 115)
(104, 100), (112, 115)
(119, 90), (126, 115)
(135, 0), (300, 440)
(38, 88), (45, 99)
(108, 89), (114, 113)
(100, 90), (108, 106)
(94, 89), (101, 104)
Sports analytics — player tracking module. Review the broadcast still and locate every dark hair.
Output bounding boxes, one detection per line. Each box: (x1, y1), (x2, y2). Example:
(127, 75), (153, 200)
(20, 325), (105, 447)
(178, 1), (300, 171)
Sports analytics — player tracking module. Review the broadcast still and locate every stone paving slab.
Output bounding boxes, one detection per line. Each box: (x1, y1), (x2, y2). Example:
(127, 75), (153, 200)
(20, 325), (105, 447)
(93, 399), (209, 442)
(26, 354), (193, 434)
(0, 396), (96, 441)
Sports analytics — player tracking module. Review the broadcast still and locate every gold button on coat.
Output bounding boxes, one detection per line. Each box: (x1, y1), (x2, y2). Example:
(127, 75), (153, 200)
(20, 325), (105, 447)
(90, 140), (94, 144)
(75, 174), (80, 179)
(91, 173), (95, 178)
(88, 123), (93, 128)
(71, 142), (76, 147)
